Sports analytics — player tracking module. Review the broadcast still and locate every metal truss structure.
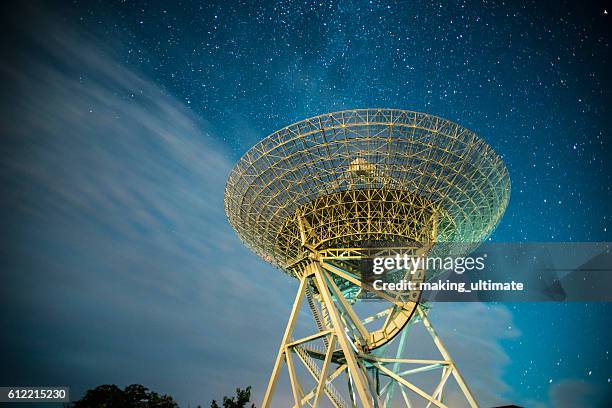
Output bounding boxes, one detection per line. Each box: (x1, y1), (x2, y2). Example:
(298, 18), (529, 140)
(224, 109), (510, 407)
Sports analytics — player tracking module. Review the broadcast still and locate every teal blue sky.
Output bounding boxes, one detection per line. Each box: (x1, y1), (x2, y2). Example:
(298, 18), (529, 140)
(0, 1), (611, 407)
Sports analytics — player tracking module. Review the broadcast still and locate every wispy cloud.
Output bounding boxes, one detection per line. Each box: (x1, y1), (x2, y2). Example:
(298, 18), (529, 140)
(0, 5), (295, 406)
(547, 379), (612, 408)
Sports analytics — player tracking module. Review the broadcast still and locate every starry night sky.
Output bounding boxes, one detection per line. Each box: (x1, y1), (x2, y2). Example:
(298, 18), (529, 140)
(69, 0), (612, 237)
(1, 1), (611, 407)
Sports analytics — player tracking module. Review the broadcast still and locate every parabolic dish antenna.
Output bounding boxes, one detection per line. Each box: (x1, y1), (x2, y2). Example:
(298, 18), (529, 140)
(225, 109), (510, 408)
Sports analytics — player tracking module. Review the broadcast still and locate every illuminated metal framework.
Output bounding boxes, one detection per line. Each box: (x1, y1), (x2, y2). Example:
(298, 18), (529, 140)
(225, 109), (510, 407)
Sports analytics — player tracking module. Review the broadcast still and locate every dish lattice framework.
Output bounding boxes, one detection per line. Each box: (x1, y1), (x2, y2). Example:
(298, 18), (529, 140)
(225, 108), (510, 275)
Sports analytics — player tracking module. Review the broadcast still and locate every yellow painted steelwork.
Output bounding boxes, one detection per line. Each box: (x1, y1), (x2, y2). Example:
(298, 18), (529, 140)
(225, 109), (510, 408)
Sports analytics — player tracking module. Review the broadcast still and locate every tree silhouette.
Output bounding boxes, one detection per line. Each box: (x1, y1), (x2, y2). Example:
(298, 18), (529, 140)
(210, 386), (255, 408)
(73, 384), (178, 408)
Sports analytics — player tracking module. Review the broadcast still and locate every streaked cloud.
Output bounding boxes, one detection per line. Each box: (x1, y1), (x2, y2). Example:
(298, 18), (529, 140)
(0, 5), (296, 406)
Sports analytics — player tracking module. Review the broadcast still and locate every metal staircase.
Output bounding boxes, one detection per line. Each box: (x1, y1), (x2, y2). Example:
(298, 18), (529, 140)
(293, 343), (348, 408)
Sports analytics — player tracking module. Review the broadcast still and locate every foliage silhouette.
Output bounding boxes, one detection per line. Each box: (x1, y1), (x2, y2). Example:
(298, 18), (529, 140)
(73, 384), (177, 407)
(210, 386), (255, 408)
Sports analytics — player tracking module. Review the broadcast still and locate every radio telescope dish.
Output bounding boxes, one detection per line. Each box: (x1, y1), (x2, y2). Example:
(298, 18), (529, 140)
(225, 109), (510, 408)
(225, 109), (509, 275)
